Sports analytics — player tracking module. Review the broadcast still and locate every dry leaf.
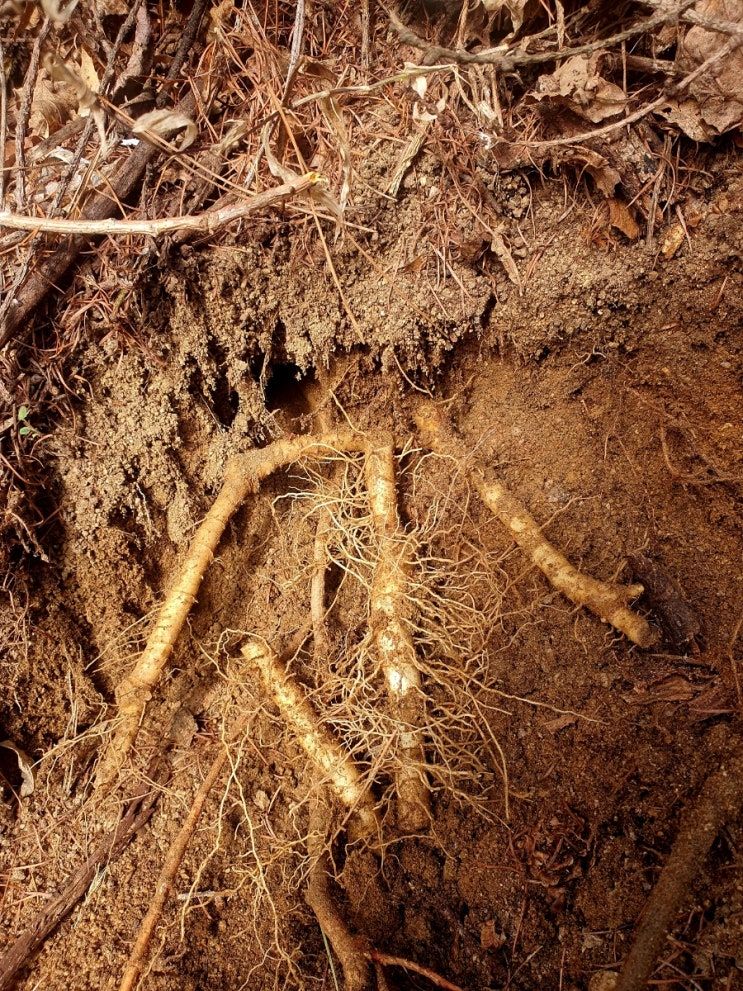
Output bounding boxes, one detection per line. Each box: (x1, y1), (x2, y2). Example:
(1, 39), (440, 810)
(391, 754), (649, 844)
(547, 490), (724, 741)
(132, 109), (197, 151)
(543, 713), (578, 734)
(29, 75), (75, 138)
(552, 148), (621, 197)
(0, 739), (36, 798)
(659, 99), (714, 141)
(43, 53), (108, 154)
(627, 674), (698, 704)
(669, 0), (743, 137)
(491, 229), (522, 291)
(661, 223), (686, 259)
(481, 0), (537, 36)
(77, 50), (100, 119)
(608, 198), (639, 239)
(43, 52), (96, 109)
(480, 920), (507, 951)
(40, 0), (79, 25)
(533, 52), (627, 123)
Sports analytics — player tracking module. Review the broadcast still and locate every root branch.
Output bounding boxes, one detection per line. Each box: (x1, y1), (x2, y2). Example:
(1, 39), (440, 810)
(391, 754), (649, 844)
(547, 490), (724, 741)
(95, 431), (365, 791)
(241, 637), (380, 841)
(415, 403), (654, 648)
(365, 438), (430, 831)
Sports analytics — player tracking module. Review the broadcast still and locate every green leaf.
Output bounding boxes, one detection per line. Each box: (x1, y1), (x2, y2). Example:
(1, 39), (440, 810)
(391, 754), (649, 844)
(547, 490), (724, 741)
(18, 405), (29, 421)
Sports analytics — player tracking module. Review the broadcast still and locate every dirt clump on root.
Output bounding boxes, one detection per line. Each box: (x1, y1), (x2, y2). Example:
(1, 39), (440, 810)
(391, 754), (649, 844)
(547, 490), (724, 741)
(2, 166), (743, 991)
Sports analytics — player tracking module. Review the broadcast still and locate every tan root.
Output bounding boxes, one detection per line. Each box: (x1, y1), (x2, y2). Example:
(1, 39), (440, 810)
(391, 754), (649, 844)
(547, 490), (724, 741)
(241, 638), (380, 841)
(415, 404), (655, 648)
(306, 786), (374, 991)
(95, 431), (365, 791)
(365, 439), (431, 831)
(117, 713), (252, 991)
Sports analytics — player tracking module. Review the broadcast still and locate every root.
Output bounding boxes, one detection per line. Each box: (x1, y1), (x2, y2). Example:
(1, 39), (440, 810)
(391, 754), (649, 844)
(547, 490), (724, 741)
(365, 439), (430, 832)
(305, 787), (464, 991)
(614, 748), (743, 991)
(415, 403), (655, 648)
(306, 787), (374, 991)
(95, 430), (365, 792)
(241, 637), (381, 841)
(117, 713), (252, 991)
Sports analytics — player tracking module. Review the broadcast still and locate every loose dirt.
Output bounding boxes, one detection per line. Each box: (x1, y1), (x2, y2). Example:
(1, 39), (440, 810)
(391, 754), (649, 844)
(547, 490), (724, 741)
(1, 146), (742, 991)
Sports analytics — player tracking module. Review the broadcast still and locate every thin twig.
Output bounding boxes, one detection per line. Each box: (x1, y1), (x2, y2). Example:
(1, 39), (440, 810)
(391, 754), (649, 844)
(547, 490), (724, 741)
(0, 34), (6, 212)
(365, 949), (465, 991)
(511, 30), (743, 152)
(0, 773), (165, 991)
(0, 91), (196, 350)
(155, 0), (210, 107)
(14, 20), (51, 211)
(0, 172), (320, 236)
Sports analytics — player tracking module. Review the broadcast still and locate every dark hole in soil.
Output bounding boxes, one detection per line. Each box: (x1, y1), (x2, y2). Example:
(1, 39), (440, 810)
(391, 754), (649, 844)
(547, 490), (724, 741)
(264, 361), (314, 426)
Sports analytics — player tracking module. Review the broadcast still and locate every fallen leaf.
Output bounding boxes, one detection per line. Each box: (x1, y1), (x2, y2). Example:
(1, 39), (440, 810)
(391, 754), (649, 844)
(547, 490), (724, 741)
(661, 223), (686, 259)
(0, 740), (36, 798)
(670, 0), (743, 137)
(491, 229), (522, 291)
(480, 920), (507, 950)
(132, 109), (197, 151)
(543, 713), (578, 733)
(29, 75), (75, 139)
(627, 674), (699, 704)
(533, 52), (627, 123)
(481, 0), (536, 36)
(608, 198), (639, 239)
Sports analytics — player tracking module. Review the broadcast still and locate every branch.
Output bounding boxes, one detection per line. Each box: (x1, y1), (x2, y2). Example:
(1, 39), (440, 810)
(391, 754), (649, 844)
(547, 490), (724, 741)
(0, 91), (195, 351)
(0, 775), (163, 991)
(117, 714), (251, 991)
(0, 173), (320, 237)
(614, 750), (743, 991)
(381, 0), (699, 69)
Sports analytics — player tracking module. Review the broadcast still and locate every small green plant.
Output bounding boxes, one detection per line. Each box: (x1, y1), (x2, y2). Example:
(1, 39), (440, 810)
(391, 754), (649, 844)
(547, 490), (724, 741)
(17, 406), (39, 440)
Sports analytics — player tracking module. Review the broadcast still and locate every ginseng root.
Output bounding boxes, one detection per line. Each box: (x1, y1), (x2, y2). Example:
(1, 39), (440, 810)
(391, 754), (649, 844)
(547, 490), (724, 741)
(365, 438), (430, 832)
(95, 431), (365, 791)
(414, 404), (654, 648)
(241, 637), (380, 841)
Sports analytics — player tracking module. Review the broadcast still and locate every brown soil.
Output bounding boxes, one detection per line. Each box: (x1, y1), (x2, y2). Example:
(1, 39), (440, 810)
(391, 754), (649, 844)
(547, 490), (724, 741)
(1, 144), (742, 991)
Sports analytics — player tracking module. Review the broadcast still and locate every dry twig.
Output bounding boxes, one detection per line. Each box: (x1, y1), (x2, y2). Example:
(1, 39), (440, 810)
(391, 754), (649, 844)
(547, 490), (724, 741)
(381, 0), (699, 70)
(0, 774), (163, 991)
(117, 713), (252, 991)
(0, 91), (195, 350)
(0, 173), (320, 237)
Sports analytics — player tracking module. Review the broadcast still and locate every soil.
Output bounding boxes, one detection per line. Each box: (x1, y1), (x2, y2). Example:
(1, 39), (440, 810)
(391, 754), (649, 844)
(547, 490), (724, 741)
(1, 138), (742, 991)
